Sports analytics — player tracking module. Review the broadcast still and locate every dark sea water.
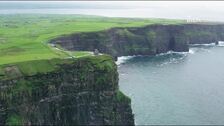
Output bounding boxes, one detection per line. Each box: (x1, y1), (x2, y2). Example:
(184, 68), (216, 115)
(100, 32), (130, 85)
(118, 43), (224, 125)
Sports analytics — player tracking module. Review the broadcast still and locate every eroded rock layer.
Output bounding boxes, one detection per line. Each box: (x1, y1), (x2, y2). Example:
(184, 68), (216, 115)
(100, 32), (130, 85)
(0, 55), (134, 125)
(51, 24), (224, 59)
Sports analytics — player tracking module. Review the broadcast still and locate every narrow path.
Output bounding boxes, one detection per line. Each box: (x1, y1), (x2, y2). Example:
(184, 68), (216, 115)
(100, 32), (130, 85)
(47, 43), (94, 59)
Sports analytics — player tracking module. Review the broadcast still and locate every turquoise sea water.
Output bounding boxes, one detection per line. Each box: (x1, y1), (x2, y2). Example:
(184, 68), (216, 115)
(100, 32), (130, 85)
(118, 43), (224, 125)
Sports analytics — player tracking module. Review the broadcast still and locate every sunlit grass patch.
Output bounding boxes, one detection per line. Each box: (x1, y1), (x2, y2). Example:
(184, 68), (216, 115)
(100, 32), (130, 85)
(71, 51), (93, 58)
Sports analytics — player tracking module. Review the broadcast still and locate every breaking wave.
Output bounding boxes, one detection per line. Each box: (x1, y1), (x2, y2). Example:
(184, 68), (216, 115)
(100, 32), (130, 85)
(115, 41), (224, 66)
(156, 50), (193, 56)
(189, 48), (195, 54)
(190, 41), (224, 47)
(218, 41), (224, 47)
(116, 49), (195, 66)
(189, 43), (216, 47)
(116, 56), (136, 65)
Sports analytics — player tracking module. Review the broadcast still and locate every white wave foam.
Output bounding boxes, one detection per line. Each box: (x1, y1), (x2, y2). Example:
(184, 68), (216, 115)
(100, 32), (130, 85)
(116, 49), (194, 66)
(156, 50), (190, 56)
(189, 48), (195, 54)
(116, 56), (135, 65)
(190, 41), (224, 47)
(190, 43), (216, 46)
(156, 51), (172, 56)
(218, 41), (224, 47)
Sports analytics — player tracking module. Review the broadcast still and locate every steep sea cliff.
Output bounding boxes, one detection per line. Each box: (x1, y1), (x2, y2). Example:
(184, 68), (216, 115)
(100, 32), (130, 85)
(0, 55), (134, 125)
(51, 23), (224, 59)
(1, 23), (224, 125)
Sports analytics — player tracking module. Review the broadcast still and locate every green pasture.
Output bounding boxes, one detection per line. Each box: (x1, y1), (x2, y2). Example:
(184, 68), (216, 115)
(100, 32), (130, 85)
(0, 14), (185, 65)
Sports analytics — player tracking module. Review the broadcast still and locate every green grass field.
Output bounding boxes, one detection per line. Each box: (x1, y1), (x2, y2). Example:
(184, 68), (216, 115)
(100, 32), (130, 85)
(0, 14), (185, 66)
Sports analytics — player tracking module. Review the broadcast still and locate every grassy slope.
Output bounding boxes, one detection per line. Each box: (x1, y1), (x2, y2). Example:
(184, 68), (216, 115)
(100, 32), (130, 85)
(0, 14), (185, 65)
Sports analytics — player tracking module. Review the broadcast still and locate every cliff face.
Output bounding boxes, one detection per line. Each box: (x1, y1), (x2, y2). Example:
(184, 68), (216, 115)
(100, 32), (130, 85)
(183, 24), (224, 44)
(51, 24), (224, 59)
(0, 55), (134, 125)
(2, 23), (223, 125)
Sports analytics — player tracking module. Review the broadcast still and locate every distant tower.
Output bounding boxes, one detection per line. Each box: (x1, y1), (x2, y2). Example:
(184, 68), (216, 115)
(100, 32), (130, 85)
(94, 49), (99, 55)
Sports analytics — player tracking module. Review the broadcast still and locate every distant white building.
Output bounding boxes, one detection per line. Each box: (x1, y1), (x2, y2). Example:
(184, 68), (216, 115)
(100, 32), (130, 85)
(187, 19), (206, 23)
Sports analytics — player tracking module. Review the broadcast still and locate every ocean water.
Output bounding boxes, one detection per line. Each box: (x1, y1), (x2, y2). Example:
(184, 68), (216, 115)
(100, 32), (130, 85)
(118, 43), (224, 125)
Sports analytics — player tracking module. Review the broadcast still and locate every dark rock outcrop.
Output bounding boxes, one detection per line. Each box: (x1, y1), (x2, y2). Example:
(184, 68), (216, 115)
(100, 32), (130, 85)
(51, 23), (224, 59)
(183, 24), (224, 44)
(0, 55), (134, 125)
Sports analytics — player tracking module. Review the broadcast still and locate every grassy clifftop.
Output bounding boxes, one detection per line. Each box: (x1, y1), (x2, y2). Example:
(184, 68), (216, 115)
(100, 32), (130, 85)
(0, 14), (185, 66)
(0, 54), (113, 80)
